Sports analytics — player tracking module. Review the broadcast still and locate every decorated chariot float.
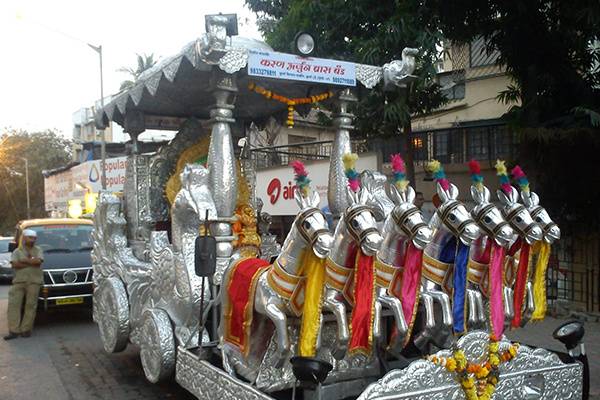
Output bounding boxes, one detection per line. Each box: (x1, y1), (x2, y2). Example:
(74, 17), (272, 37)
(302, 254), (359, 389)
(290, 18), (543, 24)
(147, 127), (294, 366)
(91, 14), (588, 400)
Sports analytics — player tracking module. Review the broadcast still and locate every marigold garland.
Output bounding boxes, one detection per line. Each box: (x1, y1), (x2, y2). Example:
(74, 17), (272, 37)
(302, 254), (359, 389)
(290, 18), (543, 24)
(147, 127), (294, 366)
(427, 337), (519, 400)
(248, 82), (333, 128)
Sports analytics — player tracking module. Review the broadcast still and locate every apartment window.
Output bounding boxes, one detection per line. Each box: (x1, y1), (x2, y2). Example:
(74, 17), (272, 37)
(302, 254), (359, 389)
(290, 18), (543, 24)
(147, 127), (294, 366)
(470, 36), (500, 67)
(467, 128), (489, 160)
(438, 71), (465, 100)
(433, 131), (449, 162)
(491, 125), (513, 158)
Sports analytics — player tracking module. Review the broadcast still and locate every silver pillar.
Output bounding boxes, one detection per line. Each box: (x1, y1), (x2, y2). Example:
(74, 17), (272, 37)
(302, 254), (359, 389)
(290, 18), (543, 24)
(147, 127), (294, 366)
(327, 88), (357, 218)
(206, 72), (238, 285)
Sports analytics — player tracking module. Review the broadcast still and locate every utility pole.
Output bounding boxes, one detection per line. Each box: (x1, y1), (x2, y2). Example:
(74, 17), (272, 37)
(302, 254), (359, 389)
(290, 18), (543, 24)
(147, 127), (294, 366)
(19, 157), (30, 219)
(88, 43), (107, 189)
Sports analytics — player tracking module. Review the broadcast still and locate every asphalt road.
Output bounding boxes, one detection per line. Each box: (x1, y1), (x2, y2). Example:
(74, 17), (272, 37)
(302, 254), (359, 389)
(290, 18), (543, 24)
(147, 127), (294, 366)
(0, 282), (598, 399)
(0, 283), (195, 400)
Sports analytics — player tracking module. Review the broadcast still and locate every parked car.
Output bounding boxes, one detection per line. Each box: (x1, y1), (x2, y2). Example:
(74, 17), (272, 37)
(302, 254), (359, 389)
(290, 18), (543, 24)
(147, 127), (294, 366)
(0, 236), (14, 281)
(11, 218), (94, 310)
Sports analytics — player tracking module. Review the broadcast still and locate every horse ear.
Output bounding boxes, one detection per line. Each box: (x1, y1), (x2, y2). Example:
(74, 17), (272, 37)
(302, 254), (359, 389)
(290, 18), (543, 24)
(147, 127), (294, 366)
(482, 186), (491, 203)
(388, 184), (403, 205)
(507, 186), (519, 203)
(294, 188), (306, 209)
(497, 189), (510, 205)
(448, 183), (459, 200)
(358, 187), (371, 205)
(529, 191), (540, 207)
(310, 190), (321, 208)
(436, 182), (449, 203)
(470, 186), (483, 204)
(405, 186), (416, 204)
(346, 186), (357, 205)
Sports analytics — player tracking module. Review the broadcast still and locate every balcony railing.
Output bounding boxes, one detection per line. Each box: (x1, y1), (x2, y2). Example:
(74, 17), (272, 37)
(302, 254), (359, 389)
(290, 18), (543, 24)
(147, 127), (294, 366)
(250, 140), (368, 169)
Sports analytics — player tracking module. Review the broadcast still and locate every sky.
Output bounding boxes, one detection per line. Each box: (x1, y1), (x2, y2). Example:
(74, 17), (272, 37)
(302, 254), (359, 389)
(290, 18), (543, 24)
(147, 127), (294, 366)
(0, 0), (262, 140)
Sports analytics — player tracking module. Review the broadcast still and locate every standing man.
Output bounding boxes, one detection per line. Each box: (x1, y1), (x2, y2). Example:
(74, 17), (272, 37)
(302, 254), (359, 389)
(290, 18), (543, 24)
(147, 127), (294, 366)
(3, 229), (44, 340)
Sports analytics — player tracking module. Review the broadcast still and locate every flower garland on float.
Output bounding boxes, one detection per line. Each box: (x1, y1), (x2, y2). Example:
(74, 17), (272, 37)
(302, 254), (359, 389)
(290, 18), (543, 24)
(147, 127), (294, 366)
(427, 336), (520, 400)
(248, 82), (334, 128)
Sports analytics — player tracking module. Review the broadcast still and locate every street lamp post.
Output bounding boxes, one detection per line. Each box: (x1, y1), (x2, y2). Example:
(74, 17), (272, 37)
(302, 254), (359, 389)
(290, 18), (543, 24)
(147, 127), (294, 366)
(19, 157), (30, 219)
(88, 43), (107, 190)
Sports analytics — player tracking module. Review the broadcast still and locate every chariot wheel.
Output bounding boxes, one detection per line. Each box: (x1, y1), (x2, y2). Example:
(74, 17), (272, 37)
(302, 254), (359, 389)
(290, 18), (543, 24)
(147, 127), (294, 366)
(95, 277), (130, 353)
(139, 308), (175, 383)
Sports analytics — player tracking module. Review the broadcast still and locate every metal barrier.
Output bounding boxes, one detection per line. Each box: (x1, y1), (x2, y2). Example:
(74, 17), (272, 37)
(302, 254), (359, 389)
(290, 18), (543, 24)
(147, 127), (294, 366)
(546, 251), (600, 313)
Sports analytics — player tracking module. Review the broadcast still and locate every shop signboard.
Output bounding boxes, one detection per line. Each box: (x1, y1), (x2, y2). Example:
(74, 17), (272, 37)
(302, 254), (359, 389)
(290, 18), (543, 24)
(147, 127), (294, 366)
(248, 49), (356, 86)
(44, 156), (128, 213)
(255, 153), (378, 216)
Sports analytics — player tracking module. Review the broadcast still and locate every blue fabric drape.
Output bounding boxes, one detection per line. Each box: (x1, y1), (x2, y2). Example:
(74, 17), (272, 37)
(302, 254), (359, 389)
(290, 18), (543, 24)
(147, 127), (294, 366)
(452, 243), (470, 334)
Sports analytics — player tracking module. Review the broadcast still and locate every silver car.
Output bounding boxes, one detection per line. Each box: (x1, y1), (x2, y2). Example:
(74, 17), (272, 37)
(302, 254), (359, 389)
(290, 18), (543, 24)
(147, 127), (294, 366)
(0, 237), (13, 281)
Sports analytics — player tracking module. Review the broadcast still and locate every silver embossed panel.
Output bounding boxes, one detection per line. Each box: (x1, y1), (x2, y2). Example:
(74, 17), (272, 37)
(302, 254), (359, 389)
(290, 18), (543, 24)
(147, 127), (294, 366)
(358, 330), (583, 400)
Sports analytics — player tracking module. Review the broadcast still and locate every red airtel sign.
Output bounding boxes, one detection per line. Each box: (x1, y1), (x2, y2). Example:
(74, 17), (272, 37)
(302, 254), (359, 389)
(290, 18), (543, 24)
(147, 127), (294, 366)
(267, 178), (298, 204)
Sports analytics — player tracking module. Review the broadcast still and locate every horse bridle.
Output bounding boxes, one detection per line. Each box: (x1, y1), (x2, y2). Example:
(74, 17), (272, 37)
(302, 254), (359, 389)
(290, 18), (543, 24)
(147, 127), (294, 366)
(392, 206), (428, 239)
(529, 205), (558, 238)
(343, 205), (379, 244)
(472, 203), (510, 239)
(504, 204), (537, 238)
(295, 207), (329, 246)
(437, 200), (474, 238)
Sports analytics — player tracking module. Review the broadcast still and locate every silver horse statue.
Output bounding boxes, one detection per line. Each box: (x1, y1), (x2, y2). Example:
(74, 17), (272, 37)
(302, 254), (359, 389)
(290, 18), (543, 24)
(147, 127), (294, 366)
(324, 185), (383, 359)
(521, 190), (560, 245)
(418, 181), (480, 350)
(497, 185), (543, 328)
(375, 184), (433, 351)
(220, 188), (334, 375)
(466, 183), (514, 330)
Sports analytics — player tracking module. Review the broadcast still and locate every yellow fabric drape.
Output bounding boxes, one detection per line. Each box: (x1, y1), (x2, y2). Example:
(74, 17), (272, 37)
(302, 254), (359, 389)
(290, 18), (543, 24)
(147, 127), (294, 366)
(531, 241), (551, 321)
(298, 251), (326, 357)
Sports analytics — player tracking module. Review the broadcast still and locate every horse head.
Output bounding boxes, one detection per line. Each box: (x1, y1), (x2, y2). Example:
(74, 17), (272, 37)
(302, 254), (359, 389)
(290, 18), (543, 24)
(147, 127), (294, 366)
(434, 182), (480, 245)
(343, 186), (383, 256)
(360, 170), (395, 223)
(497, 186), (543, 245)
(293, 189), (334, 259)
(521, 190), (560, 244)
(470, 185), (514, 247)
(388, 184), (433, 250)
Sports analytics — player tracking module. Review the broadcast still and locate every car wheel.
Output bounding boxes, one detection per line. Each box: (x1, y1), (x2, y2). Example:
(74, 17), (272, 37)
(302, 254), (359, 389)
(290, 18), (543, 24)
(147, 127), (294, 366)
(139, 308), (175, 383)
(95, 277), (130, 353)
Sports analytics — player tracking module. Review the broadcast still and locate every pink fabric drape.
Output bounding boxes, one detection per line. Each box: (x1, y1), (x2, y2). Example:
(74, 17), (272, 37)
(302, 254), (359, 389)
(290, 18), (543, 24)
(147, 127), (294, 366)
(489, 243), (506, 340)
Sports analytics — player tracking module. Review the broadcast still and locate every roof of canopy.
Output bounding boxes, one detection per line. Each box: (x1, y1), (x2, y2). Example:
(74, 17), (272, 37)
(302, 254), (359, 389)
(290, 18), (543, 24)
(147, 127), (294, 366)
(95, 33), (388, 130)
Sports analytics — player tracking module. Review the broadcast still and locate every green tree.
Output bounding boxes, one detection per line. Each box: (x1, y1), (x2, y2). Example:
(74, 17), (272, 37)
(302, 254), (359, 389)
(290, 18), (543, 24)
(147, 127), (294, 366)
(245, 0), (447, 182)
(0, 129), (72, 233)
(429, 1), (600, 228)
(430, 1), (599, 128)
(117, 53), (157, 91)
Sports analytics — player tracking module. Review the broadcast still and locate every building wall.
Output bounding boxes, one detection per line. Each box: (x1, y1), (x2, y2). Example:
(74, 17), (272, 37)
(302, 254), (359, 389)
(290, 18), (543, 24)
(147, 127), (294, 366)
(413, 74), (513, 131)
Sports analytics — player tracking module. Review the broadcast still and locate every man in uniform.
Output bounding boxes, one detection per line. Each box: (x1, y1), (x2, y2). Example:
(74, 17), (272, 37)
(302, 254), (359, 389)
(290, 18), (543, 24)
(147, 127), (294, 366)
(3, 229), (44, 340)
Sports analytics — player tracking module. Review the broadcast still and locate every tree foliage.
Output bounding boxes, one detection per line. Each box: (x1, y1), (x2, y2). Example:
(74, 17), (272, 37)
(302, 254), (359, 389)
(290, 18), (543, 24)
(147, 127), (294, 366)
(118, 53), (157, 91)
(429, 0), (600, 228)
(430, 0), (600, 128)
(0, 129), (72, 233)
(245, 0), (447, 137)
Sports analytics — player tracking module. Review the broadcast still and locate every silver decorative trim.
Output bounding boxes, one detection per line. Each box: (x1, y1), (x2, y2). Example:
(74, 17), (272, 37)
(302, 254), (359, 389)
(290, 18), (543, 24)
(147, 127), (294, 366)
(219, 48), (249, 74)
(176, 347), (274, 400)
(357, 330), (583, 400)
(140, 308), (176, 383)
(356, 64), (383, 89)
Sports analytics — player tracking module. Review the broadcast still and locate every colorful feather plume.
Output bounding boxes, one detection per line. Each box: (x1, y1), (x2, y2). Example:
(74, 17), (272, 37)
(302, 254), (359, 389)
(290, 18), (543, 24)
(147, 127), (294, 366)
(343, 153), (360, 192)
(291, 160), (311, 196)
(468, 159), (484, 191)
(511, 165), (530, 194)
(495, 160), (512, 195)
(391, 153), (409, 191)
(427, 159), (450, 191)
